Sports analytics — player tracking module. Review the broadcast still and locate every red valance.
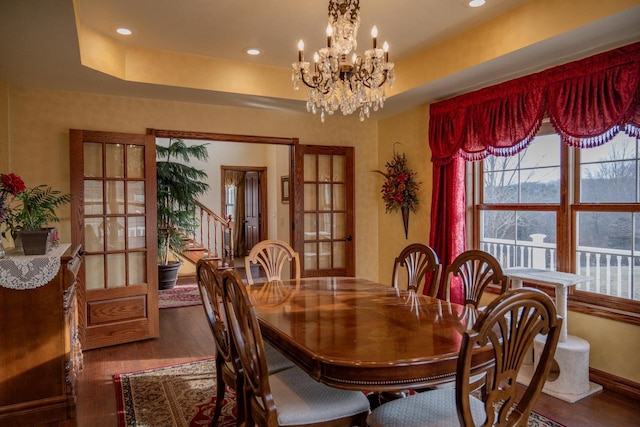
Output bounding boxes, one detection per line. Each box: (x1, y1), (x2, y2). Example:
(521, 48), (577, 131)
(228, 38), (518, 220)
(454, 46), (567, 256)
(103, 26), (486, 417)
(429, 42), (640, 165)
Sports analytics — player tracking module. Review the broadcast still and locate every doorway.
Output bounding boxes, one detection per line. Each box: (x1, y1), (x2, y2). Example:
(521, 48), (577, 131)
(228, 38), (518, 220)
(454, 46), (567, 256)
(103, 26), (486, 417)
(221, 166), (267, 257)
(147, 129), (357, 277)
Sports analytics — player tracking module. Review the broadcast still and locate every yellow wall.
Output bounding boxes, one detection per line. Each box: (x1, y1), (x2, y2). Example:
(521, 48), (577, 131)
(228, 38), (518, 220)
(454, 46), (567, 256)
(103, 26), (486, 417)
(0, 80), (8, 172)
(5, 85), (379, 281)
(376, 105), (432, 286)
(569, 312), (640, 382)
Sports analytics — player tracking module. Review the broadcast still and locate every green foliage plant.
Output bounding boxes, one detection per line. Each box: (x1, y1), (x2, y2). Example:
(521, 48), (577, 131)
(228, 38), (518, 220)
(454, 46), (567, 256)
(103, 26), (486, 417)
(156, 138), (209, 266)
(7, 185), (71, 234)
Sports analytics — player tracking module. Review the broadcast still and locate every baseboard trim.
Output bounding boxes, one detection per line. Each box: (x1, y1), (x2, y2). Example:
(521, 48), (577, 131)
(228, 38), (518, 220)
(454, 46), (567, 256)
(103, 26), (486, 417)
(176, 275), (196, 285)
(590, 368), (640, 401)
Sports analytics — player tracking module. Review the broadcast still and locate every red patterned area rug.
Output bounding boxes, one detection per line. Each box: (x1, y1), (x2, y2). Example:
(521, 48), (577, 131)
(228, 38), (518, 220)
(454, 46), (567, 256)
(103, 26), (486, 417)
(114, 358), (235, 427)
(114, 359), (566, 427)
(159, 284), (202, 309)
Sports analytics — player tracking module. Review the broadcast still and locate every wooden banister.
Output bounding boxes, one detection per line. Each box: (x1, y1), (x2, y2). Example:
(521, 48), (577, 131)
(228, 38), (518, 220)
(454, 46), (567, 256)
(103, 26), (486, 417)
(192, 201), (235, 268)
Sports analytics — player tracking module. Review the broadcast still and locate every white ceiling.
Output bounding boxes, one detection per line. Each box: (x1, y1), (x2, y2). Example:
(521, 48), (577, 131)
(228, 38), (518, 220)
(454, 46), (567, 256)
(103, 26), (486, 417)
(1, 0), (639, 119)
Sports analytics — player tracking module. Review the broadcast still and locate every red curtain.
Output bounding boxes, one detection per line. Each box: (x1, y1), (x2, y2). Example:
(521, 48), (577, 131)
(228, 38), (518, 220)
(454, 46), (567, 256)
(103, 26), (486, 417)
(428, 42), (640, 303)
(429, 156), (465, 302)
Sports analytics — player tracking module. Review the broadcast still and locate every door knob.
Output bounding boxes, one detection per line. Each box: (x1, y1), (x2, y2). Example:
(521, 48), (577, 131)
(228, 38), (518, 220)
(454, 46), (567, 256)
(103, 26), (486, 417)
(345, 235), (353, 241)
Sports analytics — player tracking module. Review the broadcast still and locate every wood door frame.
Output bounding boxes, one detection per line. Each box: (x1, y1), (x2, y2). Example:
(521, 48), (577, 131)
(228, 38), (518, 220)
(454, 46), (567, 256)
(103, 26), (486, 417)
(147, 128), (297, 246)
(221, 165), (268, 251)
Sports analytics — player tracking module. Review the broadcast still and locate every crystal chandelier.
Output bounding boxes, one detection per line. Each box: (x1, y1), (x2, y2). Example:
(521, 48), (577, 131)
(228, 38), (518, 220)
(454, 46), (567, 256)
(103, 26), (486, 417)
(292, 0), (395, 122)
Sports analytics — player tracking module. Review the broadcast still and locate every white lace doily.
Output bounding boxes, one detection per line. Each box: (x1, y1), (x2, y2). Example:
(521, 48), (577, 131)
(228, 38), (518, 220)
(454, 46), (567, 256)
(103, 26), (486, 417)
(0, 244), (71, 290)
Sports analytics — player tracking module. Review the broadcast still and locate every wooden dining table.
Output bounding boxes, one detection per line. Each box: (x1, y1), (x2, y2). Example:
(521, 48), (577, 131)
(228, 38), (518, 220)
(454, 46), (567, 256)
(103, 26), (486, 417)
(246, 276), (493, 392)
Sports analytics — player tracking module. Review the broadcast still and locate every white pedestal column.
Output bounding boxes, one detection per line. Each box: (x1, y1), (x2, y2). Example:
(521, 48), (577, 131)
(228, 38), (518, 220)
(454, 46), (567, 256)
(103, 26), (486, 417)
(533, 335), (602, 403)
(505, 268), (602, 403)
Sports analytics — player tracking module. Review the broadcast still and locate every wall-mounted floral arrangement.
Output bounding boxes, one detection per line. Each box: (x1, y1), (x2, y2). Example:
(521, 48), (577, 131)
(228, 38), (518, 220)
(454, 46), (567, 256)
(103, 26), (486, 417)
(375, 143), (420, 238)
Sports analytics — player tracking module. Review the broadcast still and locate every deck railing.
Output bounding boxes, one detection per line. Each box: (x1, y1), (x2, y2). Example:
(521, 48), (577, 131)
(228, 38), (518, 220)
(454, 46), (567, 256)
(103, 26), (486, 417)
(481, 235), (638, 300)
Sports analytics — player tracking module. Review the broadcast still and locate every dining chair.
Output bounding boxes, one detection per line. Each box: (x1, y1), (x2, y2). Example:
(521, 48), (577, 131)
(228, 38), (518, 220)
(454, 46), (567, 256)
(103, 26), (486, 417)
(245, 239), (301, 285)
(221, 269), (371, 427)
(195, 260), (295, 427)
(444, 249), (508, 324)
(391, 243), (442, 297)
(368, 287), (563, 427)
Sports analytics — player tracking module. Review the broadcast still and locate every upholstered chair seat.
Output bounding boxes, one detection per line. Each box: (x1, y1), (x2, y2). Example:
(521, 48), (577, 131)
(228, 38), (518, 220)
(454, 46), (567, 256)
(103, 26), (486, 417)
(368, 388), (485, 427)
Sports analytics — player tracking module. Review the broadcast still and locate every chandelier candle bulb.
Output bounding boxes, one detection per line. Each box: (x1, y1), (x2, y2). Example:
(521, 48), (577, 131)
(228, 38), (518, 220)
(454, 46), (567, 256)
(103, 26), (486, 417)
(326, 25), (333, 48)
(371, 26), (378, 49)
(383, 42), (389, 62)
(298, 40), (304, 62)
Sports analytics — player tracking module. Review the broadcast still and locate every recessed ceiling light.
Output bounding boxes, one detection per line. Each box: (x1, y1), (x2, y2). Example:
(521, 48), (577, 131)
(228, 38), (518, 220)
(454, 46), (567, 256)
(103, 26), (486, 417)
(116, 28), (132, 36)
(468, 0), (486, 7)
(246, 48), (261, 56)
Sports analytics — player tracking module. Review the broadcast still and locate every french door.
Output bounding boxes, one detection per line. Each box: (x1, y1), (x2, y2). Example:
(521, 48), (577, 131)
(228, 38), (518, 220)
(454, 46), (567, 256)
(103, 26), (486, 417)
(70, 130), (158, 350)
(294, 145), (355, 277)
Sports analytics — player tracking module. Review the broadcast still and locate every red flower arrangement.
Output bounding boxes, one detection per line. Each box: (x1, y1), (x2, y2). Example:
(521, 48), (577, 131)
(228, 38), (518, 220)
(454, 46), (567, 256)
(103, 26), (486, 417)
(0, 173), (26, 227)
(375, 146), (420, 214)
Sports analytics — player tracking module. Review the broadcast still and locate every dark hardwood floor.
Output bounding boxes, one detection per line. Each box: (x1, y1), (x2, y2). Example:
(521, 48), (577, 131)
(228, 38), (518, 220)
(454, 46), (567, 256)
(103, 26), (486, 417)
(74, 304), (640, 427)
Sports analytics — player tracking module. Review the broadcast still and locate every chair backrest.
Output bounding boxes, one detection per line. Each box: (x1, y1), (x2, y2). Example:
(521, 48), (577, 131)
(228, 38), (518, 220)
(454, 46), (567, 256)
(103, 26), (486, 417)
(221, 269), (277, 426)
(444, 249), (508, 310)
(391, 243), (442, 297)
(455, 288), (562, 426)
(245, 239), (301, 285)
(196, 259), (242, 384)
(195, 259), (239, 374)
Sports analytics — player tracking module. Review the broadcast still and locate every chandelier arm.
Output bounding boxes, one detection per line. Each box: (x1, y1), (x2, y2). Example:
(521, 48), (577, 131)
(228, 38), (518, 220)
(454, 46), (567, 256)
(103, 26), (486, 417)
(299, 69), (332, 95)
(361, 71), (388, 89)
(352, 63), (385, 89)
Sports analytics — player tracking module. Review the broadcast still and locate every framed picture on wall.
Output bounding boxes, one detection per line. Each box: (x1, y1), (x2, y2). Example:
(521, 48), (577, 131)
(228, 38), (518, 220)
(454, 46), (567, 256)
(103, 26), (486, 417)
(281, 176), (290, 203)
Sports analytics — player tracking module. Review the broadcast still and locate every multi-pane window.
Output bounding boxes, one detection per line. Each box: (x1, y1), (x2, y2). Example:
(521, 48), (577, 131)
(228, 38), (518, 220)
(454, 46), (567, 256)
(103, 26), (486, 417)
(574, 135), (640, 301)
(479, 132), (561, 271)
(476, 129), (640, 307)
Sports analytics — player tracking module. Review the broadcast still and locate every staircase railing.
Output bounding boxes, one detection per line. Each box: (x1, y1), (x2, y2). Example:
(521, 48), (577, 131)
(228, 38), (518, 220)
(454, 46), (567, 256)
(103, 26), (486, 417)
(193, 201), (234, 267)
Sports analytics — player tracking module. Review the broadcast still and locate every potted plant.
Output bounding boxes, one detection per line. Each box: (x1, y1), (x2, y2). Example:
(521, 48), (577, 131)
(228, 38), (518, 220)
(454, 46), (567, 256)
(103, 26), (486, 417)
(156, 138), (209, 289)
(5, 183), (72, 255)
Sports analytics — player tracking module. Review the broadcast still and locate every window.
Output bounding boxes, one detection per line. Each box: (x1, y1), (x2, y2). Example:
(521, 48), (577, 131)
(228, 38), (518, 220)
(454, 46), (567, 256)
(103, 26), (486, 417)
(225, 184), (236, 218)
(475, 127), (640, 321)
(575, 136), (640, 301)
(479, 131), (561, 270)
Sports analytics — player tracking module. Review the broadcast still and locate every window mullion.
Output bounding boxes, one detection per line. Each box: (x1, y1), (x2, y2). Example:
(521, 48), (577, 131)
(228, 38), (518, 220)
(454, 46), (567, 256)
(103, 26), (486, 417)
(558, 143), (571, 272)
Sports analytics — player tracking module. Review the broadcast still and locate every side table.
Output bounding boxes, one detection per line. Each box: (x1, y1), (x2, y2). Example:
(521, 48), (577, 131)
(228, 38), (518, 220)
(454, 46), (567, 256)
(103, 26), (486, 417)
(504, 268), (602, 403)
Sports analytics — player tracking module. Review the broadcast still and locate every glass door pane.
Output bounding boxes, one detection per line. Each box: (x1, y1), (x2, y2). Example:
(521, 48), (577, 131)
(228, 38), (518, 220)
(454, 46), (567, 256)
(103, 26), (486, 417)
(297, 146), (354, 277)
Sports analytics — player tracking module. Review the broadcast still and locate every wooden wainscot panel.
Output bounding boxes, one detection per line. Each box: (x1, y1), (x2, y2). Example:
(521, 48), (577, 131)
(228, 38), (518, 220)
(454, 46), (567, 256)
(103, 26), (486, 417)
(87, 296), (147, 325)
